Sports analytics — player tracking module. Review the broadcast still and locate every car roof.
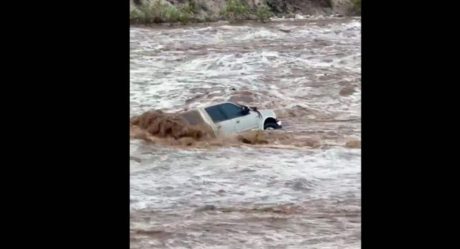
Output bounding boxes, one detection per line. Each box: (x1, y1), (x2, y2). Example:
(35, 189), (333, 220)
(204, 102), (240, 108)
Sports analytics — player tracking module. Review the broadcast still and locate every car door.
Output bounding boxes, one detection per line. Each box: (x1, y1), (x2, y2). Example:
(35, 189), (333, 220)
(235, 111), (259, 132)
(219, 103), (259, 133)
(204, 104), (237, 135)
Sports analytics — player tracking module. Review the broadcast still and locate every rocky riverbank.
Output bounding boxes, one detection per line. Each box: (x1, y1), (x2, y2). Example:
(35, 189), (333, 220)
(130, 0), (360, 24)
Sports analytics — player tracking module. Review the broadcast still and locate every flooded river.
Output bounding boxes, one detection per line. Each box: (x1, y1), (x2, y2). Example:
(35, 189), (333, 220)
(130, 16), (361, 248)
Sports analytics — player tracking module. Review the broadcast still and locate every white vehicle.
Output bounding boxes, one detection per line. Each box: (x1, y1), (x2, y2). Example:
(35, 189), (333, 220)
(180, 102), (282, 136)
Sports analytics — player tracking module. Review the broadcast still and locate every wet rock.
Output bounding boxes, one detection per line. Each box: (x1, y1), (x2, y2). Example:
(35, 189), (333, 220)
(266, 0), (288, 14)
(278, 27), (292, 33)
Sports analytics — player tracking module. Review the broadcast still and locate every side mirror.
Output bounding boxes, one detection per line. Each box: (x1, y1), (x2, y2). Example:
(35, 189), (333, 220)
(241, 106), (250, 115)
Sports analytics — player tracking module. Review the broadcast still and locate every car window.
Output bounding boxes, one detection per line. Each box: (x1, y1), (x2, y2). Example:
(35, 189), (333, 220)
(220, 103), (243, 120)
(205, 105), (227, 123)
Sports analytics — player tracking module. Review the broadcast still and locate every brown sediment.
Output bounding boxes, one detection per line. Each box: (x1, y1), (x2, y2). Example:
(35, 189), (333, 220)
(130, 110), (215, 140)
(345, 139), (361, 148)
(301, 137), (322, 148)
(275, 105), (332, 120)
(227, 90), (258, 104)
(237, 131), (269, 144)
(205, 204), (305, 215)
(130, 110), (332, 148)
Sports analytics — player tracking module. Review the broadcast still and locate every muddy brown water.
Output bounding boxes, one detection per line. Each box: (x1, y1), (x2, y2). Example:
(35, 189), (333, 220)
(131, 16), (361, 248)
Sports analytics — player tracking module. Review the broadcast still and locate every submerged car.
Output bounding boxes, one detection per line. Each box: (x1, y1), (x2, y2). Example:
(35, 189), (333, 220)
(180, 102), (282, 136)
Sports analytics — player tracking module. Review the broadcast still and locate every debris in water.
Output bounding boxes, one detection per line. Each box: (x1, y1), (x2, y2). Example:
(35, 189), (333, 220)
(195, 205), (217, 212)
